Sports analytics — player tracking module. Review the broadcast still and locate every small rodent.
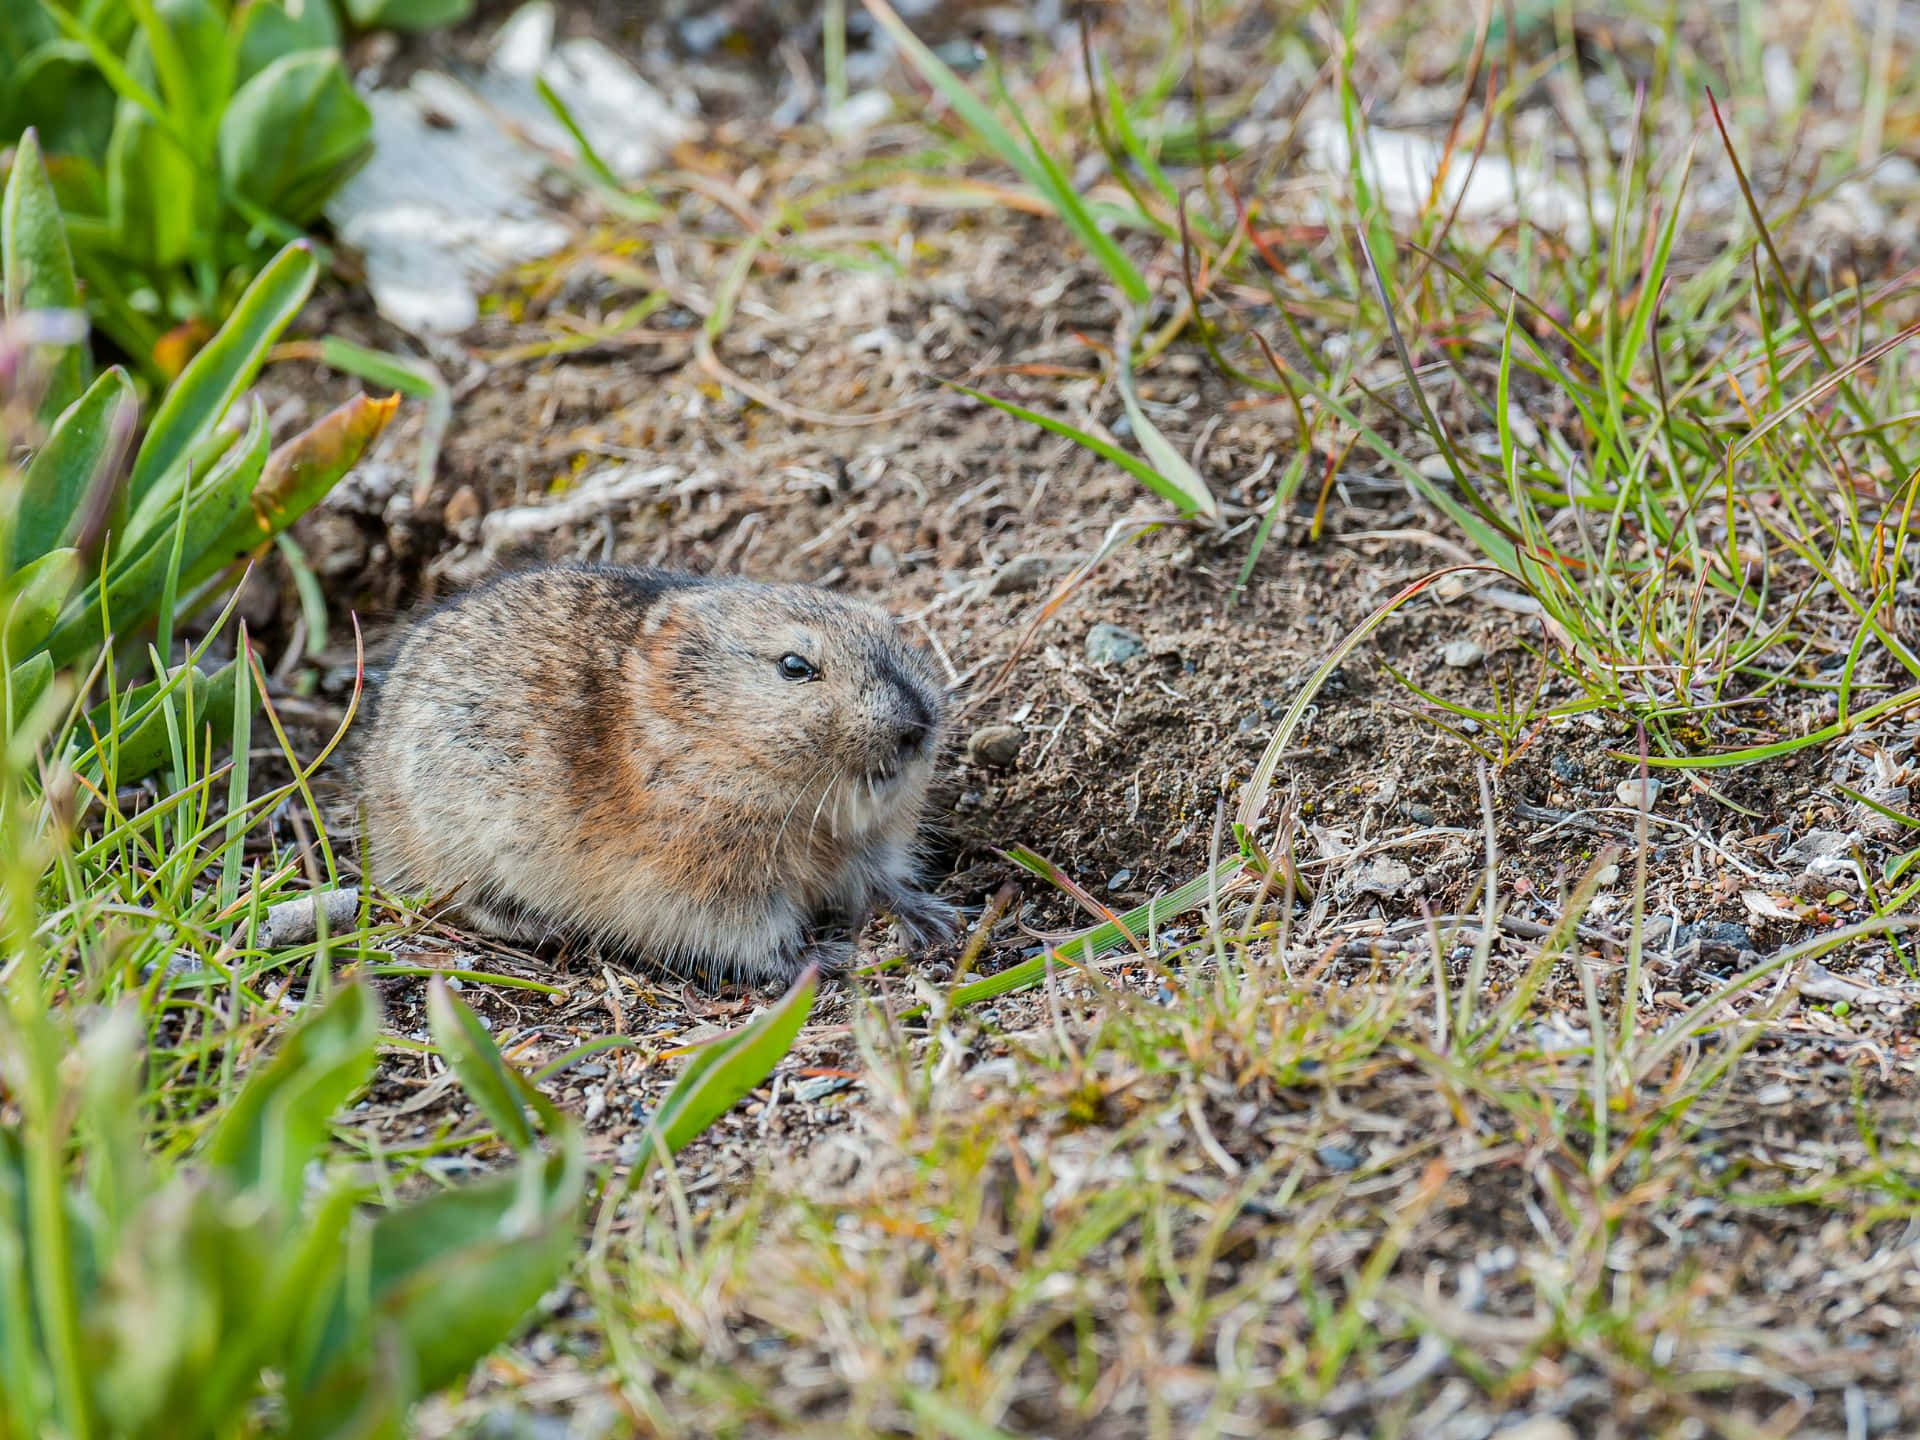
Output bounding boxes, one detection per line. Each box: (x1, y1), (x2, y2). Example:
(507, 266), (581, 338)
(358, 564), (956, 984)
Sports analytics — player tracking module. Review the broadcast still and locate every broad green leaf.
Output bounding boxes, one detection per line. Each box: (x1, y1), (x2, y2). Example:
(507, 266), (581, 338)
(301, 1142), (583, 1406)
(342, 0), (475, 29)
(232, 0), (339, 85)
(104, 94), (198, 268)
(288, 1326), (413, 1440)
(5, 652), (56, 742)
(11, 364), (136, 569)
(1, 127), (88, 422)
(127, 0), (232, 156)
(202, 980), (380, 1213)
(4, 547), (79, 657)
(427, 981), (537, 1153)
(126, 239), (317, 514)
(0, 1), (58, 59)
(211, 391), (397, 564)
(3, 44), (119, 187)
(218, 50), (373, 226)
(642, 965), (818, 1164)
(189, 1183), (362, 1436)
(91, 1172), (279, 1439)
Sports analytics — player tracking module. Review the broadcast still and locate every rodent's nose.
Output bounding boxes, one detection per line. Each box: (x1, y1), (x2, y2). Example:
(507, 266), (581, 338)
(893, 715), (932, 761)
(892, 684), (935, 760)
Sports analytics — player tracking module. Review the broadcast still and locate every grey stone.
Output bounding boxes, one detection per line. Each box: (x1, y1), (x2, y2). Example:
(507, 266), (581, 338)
(966, 724), (1024, 768)
(1085, 623), (1146, 665)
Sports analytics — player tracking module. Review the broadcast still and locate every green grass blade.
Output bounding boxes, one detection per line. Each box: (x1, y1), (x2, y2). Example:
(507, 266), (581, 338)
(1114, 354), (1218, 522)
(944, 380), (1205, 517)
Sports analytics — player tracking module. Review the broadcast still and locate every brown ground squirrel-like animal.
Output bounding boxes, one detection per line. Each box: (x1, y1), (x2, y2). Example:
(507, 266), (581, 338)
(358, 565), (955, 983)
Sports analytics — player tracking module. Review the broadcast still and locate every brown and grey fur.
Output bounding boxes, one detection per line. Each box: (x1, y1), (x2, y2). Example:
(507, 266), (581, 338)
(358, 565), (955, 984)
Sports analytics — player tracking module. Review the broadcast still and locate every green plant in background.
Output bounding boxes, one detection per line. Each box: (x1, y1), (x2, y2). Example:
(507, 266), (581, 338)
(0, 959), (586, 1437)
(3, 128), (394, 783)
(0, 0), (470, 377)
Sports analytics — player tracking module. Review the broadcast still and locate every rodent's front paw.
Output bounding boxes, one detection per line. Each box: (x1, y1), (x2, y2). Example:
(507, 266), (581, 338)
(884, 888), (960, 949)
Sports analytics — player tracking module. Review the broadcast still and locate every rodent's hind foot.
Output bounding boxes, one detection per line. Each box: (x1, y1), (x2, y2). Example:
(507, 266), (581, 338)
(795, 936), (856, 978)
(882, 887), (960, 950)
(454, 896), (560, 950)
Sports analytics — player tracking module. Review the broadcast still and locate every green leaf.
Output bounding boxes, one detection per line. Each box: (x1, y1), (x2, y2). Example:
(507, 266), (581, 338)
(1, 127), (89, 422)
(126, 0), (232, 156)
(427, 981), (537, 1153)
(6, 652), (56, 743)
(325, 1146), (582, 1397)
(2, 44), (119, 187)
(341, 0), (475, 30)
(232, 0), (339, 86)
(288, 1327), (413, 1440)
(104, 93), (198, 268)
(11, 364), (136, 569)
(218, 50), (373, 226)
(125, 239), (317, 516)
(211, 390), (397, 564)
(641, 966), (818, 1166)
(4, 547), (80, 657)
(202, 980), (380, 1214)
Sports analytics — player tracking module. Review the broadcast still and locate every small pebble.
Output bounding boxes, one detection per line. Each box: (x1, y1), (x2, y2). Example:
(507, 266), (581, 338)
(1084, 623), (1146, 665)
(1442, 638), (1484, 667)
(1316, 1144), (1361, 1172)
(1672, 920), (1755, 955)
(1107, 868), (1133, 892)
(987, 554), (1053, 595)
(1592, 862), (1620, 886)
(796, 1075), (857, 1103)
(965, 724), (1024, 769)
(1493, 1419), (1576, 1440)
(1616, 777), (1661, 809)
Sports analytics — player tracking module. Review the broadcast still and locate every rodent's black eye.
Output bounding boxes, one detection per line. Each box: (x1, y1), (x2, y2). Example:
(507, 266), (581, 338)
(778, 653), (819, 682)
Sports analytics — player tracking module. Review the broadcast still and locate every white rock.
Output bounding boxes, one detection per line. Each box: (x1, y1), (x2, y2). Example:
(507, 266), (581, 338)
(1616, 777), (1661, 809)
